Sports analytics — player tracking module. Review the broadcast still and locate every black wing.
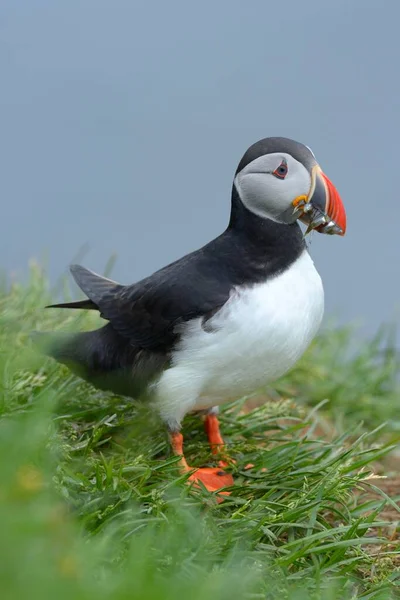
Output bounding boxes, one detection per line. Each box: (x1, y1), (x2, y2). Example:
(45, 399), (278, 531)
(62, 234), (241, 351)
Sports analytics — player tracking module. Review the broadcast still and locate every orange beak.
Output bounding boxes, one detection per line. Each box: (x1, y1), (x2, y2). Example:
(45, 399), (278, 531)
(294, 166), (347, 236)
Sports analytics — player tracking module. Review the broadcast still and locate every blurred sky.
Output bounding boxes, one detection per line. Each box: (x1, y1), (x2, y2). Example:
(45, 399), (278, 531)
(1, 0), (399, 336)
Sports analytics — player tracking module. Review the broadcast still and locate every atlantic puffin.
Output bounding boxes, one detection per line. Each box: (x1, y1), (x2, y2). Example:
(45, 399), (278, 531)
(40, 137), (346, 496)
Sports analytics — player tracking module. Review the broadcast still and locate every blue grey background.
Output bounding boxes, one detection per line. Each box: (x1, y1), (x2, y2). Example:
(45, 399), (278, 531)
(1, 0), (399, 334)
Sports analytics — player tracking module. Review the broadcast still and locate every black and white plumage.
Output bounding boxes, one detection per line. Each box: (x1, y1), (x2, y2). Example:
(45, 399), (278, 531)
(40, 136), (346, 494)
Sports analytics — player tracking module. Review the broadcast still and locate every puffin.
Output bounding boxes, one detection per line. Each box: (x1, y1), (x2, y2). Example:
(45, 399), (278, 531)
(39, 137), (346, 496)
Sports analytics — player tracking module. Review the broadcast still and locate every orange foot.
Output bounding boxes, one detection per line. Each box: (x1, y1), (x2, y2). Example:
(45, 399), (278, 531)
(188, 466), (234, 497)
(170, 431), (234, 501)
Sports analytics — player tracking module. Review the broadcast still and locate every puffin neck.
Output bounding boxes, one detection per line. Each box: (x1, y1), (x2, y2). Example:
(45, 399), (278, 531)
(228, 183), (306, 256)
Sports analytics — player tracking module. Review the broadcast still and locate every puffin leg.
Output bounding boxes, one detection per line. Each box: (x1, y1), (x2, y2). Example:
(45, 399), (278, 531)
(203, 408), (257, 471)
(169, 430), (234, 497)
(204, 408), (225, 455)
(203, 407), (235, 469)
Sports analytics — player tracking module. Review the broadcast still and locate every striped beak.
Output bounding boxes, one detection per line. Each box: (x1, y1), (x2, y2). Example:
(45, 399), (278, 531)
(293, 166), (346, 236)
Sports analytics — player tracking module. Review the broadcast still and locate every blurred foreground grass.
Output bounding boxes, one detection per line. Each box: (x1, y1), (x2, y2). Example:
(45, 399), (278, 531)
(1, 262), (400, 599)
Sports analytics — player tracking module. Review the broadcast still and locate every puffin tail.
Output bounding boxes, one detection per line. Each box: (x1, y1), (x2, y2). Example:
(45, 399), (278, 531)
(45, 299), (98, 310)
(32, 323), (167, 398)
(31, 329), (98, 372)
(31, 325), (143, 396)
(32, 326), (120, 371)
(45, 264), (122, 311)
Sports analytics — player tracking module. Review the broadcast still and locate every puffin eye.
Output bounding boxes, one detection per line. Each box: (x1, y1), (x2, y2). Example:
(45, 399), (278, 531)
(273, 160), (288, 179)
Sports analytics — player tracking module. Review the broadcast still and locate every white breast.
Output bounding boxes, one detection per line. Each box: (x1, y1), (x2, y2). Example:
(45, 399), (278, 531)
(155, 250), (324, 426)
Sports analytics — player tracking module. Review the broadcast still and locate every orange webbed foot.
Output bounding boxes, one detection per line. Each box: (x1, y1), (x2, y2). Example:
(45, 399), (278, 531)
(187, 466), (234, 498)
(170, 430), (234, 502)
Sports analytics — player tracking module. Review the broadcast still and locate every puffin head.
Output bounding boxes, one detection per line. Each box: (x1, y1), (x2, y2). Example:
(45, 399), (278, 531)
(234, 137), (346, 236)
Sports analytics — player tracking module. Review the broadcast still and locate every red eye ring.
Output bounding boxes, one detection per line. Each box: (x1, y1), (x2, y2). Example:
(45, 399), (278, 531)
(273, 160), (288, 179)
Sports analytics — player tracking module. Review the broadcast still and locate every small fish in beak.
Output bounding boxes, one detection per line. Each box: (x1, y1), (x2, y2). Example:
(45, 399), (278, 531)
(293, 166), (346, 236)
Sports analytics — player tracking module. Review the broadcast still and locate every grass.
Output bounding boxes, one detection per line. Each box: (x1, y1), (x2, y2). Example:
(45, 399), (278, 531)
(1, 260), (400, 599)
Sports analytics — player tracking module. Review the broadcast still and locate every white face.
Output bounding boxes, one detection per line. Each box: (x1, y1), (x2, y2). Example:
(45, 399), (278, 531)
(234, 152), (312, 224)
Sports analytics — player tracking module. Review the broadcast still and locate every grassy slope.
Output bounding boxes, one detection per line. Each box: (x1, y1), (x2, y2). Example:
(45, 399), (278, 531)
(1, 262), (400, 600)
